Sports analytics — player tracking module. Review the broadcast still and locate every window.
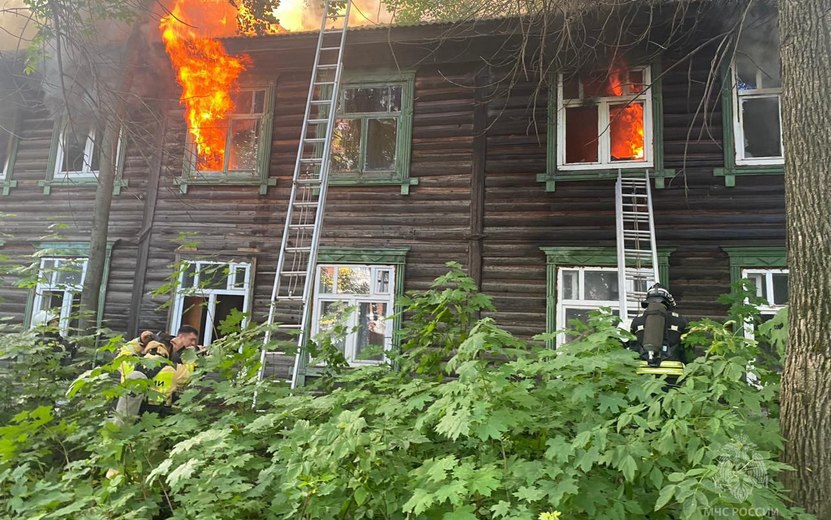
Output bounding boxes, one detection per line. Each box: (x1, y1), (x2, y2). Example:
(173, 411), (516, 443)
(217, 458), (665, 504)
(170, 261), (253, 346)
(542, 246), (673, 347)
(328, 71), (417, 194)
(177, 86), (276, 194)
(714, 19), (783, 186)
(312, 264), (395, 365)
(541, 63), (673, 191)
(557, 66), (653, 170)
(743, 268), (788, 317)
(55, 121), (101, 178)
(732, 38), (783, 165)
(30, 257), (88, 336)
(41, 119), (127, 194)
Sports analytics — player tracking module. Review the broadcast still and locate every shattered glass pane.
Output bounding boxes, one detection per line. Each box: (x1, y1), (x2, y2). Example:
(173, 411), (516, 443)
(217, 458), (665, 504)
(741, 96), (782, 158)
(342, 86), (401, 113)
(584, 271), (618, 301)
(228, 119), (260, 171)
(565, 106), (599, 163)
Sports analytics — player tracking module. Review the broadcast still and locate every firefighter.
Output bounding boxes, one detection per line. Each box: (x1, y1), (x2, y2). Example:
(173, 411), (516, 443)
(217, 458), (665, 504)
(627, 283), (688, 381)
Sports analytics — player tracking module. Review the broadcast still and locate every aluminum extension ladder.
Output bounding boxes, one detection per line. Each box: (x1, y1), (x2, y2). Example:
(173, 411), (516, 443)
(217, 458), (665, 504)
(258, 0), (352, 389)
(615, 170), (660, 323)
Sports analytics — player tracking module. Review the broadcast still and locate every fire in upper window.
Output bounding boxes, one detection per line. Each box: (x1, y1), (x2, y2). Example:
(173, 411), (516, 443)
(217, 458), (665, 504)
(558, 65), (652, 169)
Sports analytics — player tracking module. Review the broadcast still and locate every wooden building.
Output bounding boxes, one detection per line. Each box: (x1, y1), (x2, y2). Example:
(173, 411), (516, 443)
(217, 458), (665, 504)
(0, 10), (788, 360)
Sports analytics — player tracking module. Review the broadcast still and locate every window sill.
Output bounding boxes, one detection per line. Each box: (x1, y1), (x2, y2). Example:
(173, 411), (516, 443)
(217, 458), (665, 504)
(174, 175), (277, 195)
(536, 167), (676, 192)
(328, 175), (419, 195)
(713, 165), (784, 187)
(38, 177), (128, 195)
(1, 179), (17, 195)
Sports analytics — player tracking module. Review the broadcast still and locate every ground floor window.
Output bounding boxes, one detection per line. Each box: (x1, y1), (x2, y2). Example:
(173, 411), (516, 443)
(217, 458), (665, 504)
(30, 257), (88, 336)
(312, 264), (395, 365)
(170, 260), (253, 345)
(557, 266), (621, 345)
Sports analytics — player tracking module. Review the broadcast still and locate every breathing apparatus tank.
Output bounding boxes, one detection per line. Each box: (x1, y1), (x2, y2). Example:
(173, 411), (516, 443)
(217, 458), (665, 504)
(628, 284), (687, 378)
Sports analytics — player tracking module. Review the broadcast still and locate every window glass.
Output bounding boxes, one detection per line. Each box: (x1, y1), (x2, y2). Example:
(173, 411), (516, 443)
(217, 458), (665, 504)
(31, 257), (88, 336)
(584, 271), (619, 301)
(337, 266), (370, 294)
(740, 97), (782, 158)
(62, 123), (100, 174)
(228, 119), (260, 171)
(318, 266), (335, 293)
(557, 266), (621, 345)
(332, 119), (361, 171)
(772, 273), (788, 306)
(356, 302), (386, 360)
(609, 102), (645, 161)
(365, 119), (397, 171)
(375, 269), (390, 294)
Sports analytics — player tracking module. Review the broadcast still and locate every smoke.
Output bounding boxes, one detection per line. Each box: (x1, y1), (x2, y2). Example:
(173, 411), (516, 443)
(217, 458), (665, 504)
(0, 0), (37, 51)
(38, 4), (169, 124)
(734, 3), (780, 82)
(274, 0), (393, 32)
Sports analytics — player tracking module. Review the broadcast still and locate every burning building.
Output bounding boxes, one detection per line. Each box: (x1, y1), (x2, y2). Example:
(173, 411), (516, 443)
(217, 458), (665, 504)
(0, 3), (787, 359)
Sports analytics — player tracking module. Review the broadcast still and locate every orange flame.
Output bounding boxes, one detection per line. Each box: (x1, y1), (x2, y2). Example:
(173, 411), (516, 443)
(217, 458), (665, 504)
(160, 0), (248, 171)
(609, 67), (645, 161)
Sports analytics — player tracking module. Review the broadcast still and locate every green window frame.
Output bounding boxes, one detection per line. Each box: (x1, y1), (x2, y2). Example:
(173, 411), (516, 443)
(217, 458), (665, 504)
(714, 34), (784, 186)
(540, 246), (673, 348)
(39, 118), (128, 195)
(329, 71), (418, 195)
(538, 62), (674, 191)
(723, 247), (787, 286)
(176, 83), (277, 195)
(0, 110), (20, 195)
(23, 241), (116, 331)
(298, 246), (409, 385)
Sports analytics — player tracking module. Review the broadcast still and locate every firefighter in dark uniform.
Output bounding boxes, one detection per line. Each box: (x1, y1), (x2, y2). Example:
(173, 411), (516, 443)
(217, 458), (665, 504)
(627, 283), (688, 381)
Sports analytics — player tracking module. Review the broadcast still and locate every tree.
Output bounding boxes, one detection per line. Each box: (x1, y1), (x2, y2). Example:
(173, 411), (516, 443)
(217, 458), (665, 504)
(778, 0), (831, 517)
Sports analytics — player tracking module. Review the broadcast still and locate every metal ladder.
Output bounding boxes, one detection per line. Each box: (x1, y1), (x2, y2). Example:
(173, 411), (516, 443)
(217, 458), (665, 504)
(258, 0), (352, 389)
(615, 170), (660, 322)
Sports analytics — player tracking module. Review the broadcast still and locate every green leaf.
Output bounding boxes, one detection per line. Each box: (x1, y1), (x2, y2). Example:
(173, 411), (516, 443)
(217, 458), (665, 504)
(514, 485), (545, 503)
(619, 455), (638, 482)
(353, 486), (368, 506)
(442, 505), (478, 520)
(654, 484), (677, 511)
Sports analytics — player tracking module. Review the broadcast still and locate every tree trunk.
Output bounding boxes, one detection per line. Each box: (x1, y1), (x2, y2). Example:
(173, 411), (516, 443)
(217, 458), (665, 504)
(778, 0), (831, 517)
(77, 9), (150, 333)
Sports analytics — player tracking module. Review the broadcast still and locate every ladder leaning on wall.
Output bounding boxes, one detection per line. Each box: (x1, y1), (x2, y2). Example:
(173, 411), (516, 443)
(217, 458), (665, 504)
(258, 0), (352, 389)
(615, 170), (660, 323)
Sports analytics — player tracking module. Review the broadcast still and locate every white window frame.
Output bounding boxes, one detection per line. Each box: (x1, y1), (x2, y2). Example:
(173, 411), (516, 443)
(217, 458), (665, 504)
(556, 266), (622, 346)
(312, 263), (396, 365)
(188, 87), (269, 176)
(30, 257), (88, 336)
(54, 122), (100, 179)
(732, 62), (784, 166)
(556, 66), (654, 171)
(170, 260), (253, 345)
(743, 268), (789, 316)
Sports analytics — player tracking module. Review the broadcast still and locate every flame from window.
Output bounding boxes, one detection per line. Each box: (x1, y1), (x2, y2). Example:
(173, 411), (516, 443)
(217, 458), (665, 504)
(608, 67), (645, 161)
(160, 0), (248, 171)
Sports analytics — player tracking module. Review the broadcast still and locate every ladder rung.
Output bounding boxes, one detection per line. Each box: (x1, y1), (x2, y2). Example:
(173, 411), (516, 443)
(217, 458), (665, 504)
(304, 137), (326, 143)
(281, 270), (309, 277)
(277, 324), (303, 329)
(291, 200), (319, 207)
(314, 81), (336, 86)
(310, 99), (333, 105)
(285, 246), (312, 252)
(307, 118), (330, 124)
(316, 64), (338, 70)
(295, 178), (321, 185)
(289, 223), (315, 229)
(300, 157), (323, 162)
(275, 295), (305, 301)
(320, 46), (340, 51)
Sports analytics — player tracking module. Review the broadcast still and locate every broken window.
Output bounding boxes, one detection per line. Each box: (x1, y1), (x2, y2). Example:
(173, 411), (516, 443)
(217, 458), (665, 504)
(30, 257), (88, 336)
(313, 264), (395, 365)
(732, 30), (783, 164)
(558, 66), (652, 169)
(191, 89), (267, 175)
(171, 261), (253, 345)
(56, 121), (102, 177)
(333, 84), (402, 176)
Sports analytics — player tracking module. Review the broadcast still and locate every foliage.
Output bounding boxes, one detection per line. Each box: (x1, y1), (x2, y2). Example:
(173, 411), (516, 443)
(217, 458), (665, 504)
(0, 268), (812, 519)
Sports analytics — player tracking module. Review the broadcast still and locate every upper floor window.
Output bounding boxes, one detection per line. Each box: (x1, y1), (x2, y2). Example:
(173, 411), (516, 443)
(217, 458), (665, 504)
(55, 121), (101, 178)
(556, 66), (653, 170)
(327, 71), (417, 194)
(30, 257), (88, 336)
(732, 36), (783, 166)
(170, 260), (253, 346)
(177, 85), (275, 194)
(312, 264), (395, 365)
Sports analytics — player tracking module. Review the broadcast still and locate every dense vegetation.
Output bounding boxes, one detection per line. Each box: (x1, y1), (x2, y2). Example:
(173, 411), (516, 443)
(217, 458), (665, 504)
(0, 266), (812, 519)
